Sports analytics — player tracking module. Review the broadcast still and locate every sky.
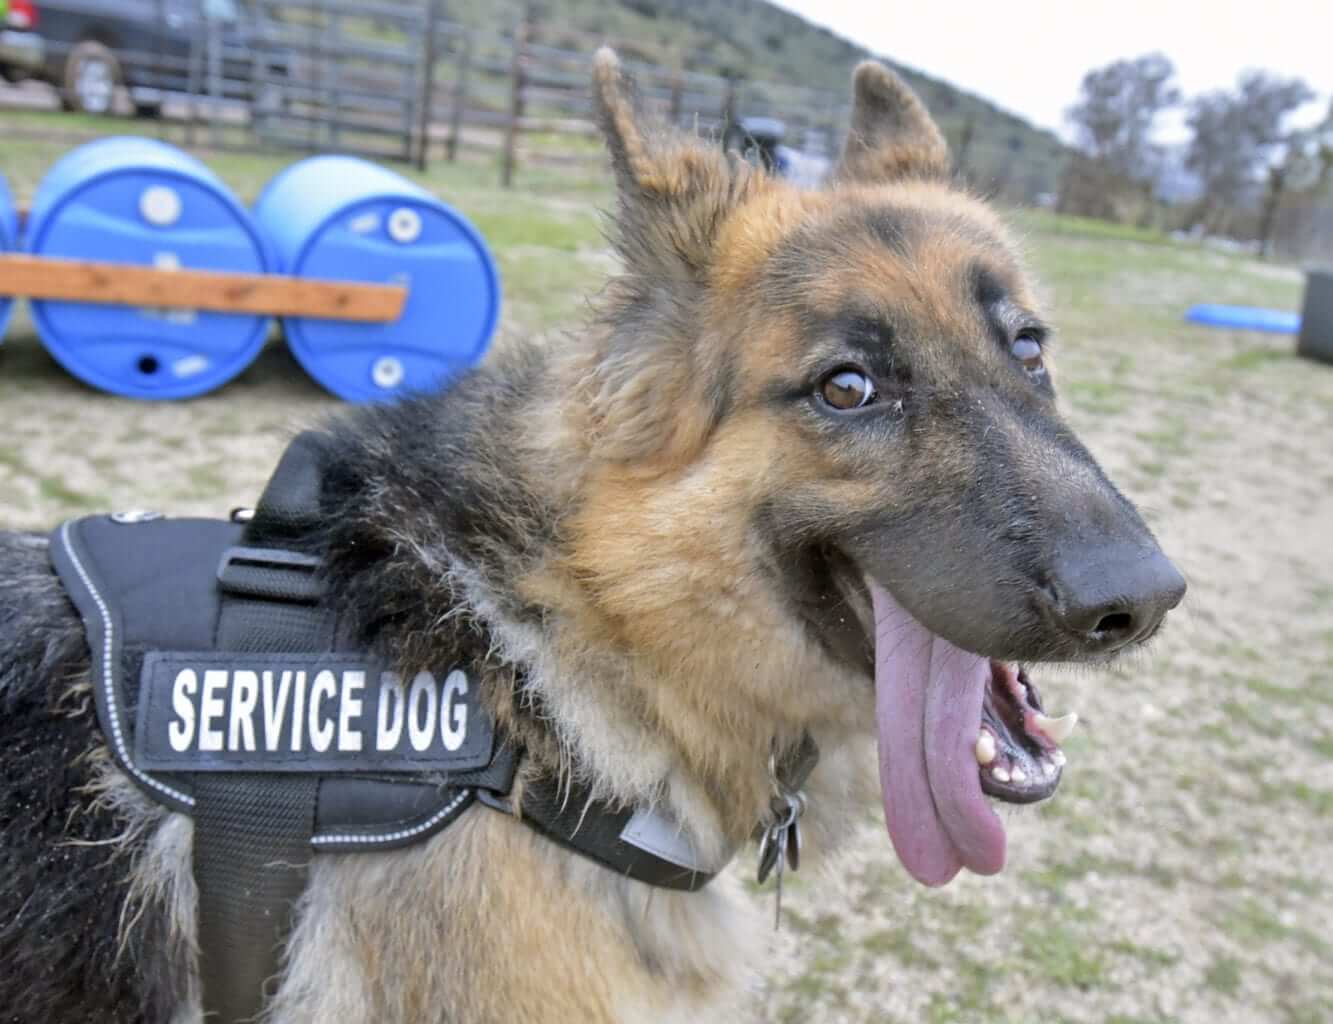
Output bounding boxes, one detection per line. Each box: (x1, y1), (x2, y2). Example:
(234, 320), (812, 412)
(770, 0), (1333, 144)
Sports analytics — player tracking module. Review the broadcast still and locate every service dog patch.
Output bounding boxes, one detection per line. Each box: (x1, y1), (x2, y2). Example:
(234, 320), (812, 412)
(135, 652), (493, 772)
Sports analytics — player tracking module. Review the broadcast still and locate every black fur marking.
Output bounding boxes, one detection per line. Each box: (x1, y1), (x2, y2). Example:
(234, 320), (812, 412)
(749, 507), (871, 679)
(864, 207), (915, 257)
(705, 346), (738, 426)
(314, 345), (555, 685)
(805, 312), (898, 378)
(971, 262), (1009, 309)
(0, 532), (183, 1022)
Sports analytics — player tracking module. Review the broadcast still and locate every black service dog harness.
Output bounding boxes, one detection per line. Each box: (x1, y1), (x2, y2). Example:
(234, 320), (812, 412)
(49, 433), (721, 1024)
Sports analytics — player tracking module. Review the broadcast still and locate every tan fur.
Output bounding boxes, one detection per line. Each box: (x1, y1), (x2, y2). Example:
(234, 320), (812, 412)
(711, 184), (827, 296)
(268, 810), (760, 1024)
(839, 61), (951, 182)
(103, 49), (1055, 1022)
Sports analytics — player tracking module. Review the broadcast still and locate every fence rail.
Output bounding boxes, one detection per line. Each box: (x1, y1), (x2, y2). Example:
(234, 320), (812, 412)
(10, 0), (857, 185)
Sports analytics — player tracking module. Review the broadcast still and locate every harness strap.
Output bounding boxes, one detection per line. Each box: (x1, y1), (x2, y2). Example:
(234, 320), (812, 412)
(191, 775), (318, 1023)
(507, 777), (715, 891)
(193, 437), (335, 1024)
(490, 733), (820, 892)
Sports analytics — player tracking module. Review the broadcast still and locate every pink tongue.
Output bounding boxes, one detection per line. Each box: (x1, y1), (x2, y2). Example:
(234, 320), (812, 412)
(870, 581), (1006, 886)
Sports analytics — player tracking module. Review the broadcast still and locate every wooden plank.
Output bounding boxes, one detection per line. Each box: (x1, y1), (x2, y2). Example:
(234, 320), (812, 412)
(0, 254), (407, 323)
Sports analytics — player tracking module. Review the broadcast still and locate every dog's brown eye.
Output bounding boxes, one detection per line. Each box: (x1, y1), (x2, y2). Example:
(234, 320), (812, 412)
(1012, 334), (1044, 374)
(820, 369), (877, 410)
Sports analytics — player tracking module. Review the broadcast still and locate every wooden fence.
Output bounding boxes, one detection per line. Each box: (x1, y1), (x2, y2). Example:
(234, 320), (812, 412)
(13, 0), (852, 184)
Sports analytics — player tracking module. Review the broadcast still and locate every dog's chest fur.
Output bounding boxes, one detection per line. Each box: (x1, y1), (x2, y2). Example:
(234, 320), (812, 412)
(89, 766), (763, 1024)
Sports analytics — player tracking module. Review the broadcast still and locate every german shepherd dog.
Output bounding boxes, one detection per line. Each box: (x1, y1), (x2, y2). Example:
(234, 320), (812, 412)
(0, 50), (1184, 1023)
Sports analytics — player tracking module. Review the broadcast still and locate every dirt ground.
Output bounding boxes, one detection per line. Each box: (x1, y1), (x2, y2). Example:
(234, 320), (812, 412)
(0, 137), (1330, 1023)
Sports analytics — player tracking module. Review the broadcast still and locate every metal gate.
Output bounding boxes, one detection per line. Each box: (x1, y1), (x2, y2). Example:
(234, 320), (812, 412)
(247, 0), (428, 163)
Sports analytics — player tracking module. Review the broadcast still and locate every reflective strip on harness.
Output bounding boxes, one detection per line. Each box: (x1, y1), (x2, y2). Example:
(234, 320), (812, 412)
(53, 519), (197, 811)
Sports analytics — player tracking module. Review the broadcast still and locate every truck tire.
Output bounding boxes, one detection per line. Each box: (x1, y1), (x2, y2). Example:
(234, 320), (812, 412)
(63, 40), (121, 116)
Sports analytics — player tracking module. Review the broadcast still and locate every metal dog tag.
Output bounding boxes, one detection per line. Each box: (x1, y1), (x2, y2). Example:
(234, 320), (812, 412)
(756, 822), (782, 886)
(786, 813), (801, 873)
(755, 737), (818, 928)
(756, 788), (806, 928)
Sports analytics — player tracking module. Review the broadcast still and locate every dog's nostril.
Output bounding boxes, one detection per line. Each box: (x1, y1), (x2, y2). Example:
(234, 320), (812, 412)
(1046, 545), (1184, 653)
(1093, 611), (1133, 635)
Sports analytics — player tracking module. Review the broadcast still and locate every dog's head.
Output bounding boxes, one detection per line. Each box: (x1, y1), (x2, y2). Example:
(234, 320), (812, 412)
(563, 50), (1185, 886)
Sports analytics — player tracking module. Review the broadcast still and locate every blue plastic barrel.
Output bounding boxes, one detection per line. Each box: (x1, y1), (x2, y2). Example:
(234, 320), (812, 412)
(25, 136), (273, 399)
(1185, 303), (1300, 334)
(254, 155), (500, 402)
(0, 172), (19, 341)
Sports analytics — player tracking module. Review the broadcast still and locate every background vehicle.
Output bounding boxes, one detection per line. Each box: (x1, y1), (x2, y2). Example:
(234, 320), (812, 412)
(722, 116), (831, 187)
(0, 0), (289, 116)
(0, 0), (44, 83)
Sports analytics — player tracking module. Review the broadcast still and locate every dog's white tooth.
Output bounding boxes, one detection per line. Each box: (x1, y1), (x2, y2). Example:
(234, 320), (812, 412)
(992, 766), (1011, 783)
(1010, 767), (1027, 783)
(1033, 711), (1079, 745)
(1043, 759), (1057, 777)
(975, 731), (997, 766)
(1052, 750), (1067, 767)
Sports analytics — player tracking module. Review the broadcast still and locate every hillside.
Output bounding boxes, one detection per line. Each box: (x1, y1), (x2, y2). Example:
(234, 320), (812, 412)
(438, 0), (1069, 201)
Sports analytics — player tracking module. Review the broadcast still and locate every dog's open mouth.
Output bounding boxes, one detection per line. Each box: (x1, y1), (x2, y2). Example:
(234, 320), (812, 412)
(867, 580), (1077, 887)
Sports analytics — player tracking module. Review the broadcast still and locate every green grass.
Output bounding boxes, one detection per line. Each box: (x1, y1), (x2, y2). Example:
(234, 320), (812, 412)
(1108, 941), (1179, 970)
(1025, 852), (1178, 894)
(1011, 208), (1178, 247)
(1219, 902), (1331, 958)
(922, 957), (1002, 1023)
(1204, 956), (1243, 996)
(1017, 923), (1109, 989)
(1219, 347), (1294, 371)
(861, 926), (939, 969)
(36, 476), (97, 509)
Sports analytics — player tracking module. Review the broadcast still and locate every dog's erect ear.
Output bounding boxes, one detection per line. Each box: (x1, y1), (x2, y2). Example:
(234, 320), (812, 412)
(582, 49), (757, 466)
(836, 61), (950, 184)
(592, 47), (753, 279)
(592, 47), (662, 197)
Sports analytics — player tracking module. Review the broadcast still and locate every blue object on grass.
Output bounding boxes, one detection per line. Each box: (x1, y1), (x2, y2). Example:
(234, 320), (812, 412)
(25, 136), (273, 400)
(0, 171), (17, 341)
(253, 155), (500, 402)
(1184, 304), (1300, 334)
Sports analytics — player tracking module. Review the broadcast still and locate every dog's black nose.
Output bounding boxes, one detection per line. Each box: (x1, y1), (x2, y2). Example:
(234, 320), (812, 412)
(1043, 545), (1186, 654)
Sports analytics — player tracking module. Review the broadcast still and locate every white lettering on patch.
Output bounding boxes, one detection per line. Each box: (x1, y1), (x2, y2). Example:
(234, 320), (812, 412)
(169, 669), (197, 752)
(308, 670), (337, 753)
(144, 662), (484, 769)
(376, 672), (405, 751)
(291, 671), (306, 751)
(339, 671), (365, 753)
(199, 670), (227, 752)
(262, 670), (293, 751)
(229, 670), (258, 752)
(407, 671), (437, 753)
(441, 669), (468, 752)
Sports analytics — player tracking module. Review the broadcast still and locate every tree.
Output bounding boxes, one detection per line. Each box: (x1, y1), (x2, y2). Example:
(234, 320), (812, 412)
(1185, 71), (1315, 234)
(1066, 53), (1180, 186)
(1257, 97), (1333, 257)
